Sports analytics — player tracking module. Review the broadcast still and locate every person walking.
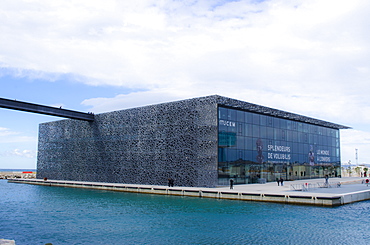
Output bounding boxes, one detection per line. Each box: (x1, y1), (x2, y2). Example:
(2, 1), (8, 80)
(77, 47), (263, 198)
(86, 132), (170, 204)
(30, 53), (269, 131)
(280, 178), (284, 186)
(276, 178), (280, 186)
(230, 179), (234, 189)
(325, 175), (329, 187)
(168, 178), (174, 187)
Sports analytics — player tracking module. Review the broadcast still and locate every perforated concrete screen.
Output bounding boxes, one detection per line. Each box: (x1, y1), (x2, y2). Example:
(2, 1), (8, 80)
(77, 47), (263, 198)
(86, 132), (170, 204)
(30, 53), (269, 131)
(37, 95), (348, 187)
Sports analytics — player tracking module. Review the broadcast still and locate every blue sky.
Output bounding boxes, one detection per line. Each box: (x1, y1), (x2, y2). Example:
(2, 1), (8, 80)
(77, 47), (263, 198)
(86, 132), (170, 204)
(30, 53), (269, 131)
(1, 0), (370, 169)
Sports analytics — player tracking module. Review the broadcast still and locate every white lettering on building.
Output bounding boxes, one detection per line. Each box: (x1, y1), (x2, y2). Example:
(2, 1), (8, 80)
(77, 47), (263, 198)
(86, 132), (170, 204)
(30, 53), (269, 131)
(317, 149), (331, 162)
(219, 120), (236, 127)
(267, 145), (291, 160)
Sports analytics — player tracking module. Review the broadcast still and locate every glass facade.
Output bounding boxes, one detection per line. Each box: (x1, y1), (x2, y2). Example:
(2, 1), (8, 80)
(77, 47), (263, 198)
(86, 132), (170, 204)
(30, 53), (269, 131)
(218, 106), (341, 185)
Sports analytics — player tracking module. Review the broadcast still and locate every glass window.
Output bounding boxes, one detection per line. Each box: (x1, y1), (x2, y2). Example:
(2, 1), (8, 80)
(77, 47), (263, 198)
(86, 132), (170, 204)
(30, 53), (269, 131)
(245, 150), (253, 162)
(219, 107), (228, 120)
(219, 122), (227, 132)
(260, 126), (267, 138)
(267, 116), (273, 127)
(228, 123), (237, 133)
(260, 115), (267, 126)
(266, 127), (274, 139)
(245, 137), (253, 150)
(331, 137), (335, 146)
(253, 114), (260, 125)
(238, 123), (243, 136)
(292, 121), (297, 131)
(318, 136), (323, 145)
(286, 131), (292, 141)
(281, 130), (286, 140)
(228, 109), (236, 121)
(298, 123), (303, 132)
(237, 136), (245, 148)
(228, 149), (238, 162)
(252, 137), (259, 151)
(287, 120), (292, 130)
(274, 128), (280, 140)
(218, 148), (226, 162)
(280, 119), (287, 129)
(245, 124), (253, 137)
(304, 133), (308, 143)
(245, 112), (253, 124)
(238, 150), (243, 160)
(252, 125), (260, 138)
(237, 110), (244, 122)
(292, 131), (298, 142)
(218, 107), (342, 184)
(292, 142), (298, 154)
(298, 144), (304, 154)
(313, 135), (318, 144)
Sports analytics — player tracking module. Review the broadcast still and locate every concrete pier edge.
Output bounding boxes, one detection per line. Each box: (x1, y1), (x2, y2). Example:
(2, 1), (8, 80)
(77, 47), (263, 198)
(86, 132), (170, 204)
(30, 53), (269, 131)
(7, 178), (370, 207)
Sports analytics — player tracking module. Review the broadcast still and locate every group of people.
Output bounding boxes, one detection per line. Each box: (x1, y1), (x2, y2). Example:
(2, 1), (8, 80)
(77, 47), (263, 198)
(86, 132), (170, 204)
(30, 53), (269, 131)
(276, 178), (284, 186)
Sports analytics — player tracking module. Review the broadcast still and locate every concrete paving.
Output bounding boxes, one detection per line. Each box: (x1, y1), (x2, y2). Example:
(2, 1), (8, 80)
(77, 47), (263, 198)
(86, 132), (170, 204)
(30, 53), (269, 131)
(8, 177), (370, 206)
(214, 177), (369, 196)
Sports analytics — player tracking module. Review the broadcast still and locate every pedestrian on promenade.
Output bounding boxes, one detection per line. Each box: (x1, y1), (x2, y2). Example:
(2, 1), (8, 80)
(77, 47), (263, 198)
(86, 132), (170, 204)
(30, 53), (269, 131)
(280, 178), (284, 186)
(325, 175), (329, 187)
(168, 178), (174, 187)
(230, 179), (234, 189)
(276, 178), (280, 186)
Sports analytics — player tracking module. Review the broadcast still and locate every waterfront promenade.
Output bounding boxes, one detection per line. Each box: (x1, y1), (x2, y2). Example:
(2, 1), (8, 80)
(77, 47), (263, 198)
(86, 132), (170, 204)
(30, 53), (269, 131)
(9, 177), (370, 206)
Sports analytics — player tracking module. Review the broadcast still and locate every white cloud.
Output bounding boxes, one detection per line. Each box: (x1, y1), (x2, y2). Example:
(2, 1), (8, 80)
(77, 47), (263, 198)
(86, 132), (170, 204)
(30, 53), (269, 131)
(341, 129), (370, 164)
(0, 127), (36, 143)
(0, 149), (37, 159)
(0, 127), (17, 137)
(2, 0), (370, 163)
(1, 0), (369, 90)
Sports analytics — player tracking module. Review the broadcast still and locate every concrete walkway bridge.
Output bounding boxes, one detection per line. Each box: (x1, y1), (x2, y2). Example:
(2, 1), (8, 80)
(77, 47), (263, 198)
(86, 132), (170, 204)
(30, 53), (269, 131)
(0, 97), (94, 121)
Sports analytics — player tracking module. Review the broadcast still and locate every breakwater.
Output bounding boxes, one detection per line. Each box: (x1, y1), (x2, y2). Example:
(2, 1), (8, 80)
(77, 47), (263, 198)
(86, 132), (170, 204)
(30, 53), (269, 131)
(9, 177), (370, 206)
(0, 171), (36, 179)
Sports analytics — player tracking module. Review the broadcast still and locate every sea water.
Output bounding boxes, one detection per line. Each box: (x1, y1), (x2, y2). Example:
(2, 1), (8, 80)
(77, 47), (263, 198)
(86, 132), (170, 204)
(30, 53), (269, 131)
(0, 180), (369, 245)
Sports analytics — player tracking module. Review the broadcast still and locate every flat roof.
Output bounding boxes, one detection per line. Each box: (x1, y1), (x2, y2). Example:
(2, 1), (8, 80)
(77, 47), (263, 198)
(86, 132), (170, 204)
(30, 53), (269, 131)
(209, 95), (350, 130)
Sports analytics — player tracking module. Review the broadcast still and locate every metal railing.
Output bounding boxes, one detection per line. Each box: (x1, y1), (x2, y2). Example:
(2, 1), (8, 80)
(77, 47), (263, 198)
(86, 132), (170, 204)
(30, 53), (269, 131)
(290, 182), (341, 191)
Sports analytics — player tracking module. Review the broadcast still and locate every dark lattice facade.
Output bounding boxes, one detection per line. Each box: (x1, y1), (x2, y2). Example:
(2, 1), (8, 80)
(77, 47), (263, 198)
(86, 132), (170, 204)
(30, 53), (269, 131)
(37, 95), (349, 187)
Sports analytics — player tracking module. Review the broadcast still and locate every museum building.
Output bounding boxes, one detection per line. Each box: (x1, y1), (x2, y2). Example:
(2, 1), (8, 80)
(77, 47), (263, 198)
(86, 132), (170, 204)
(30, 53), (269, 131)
(36, 95), (350, 187)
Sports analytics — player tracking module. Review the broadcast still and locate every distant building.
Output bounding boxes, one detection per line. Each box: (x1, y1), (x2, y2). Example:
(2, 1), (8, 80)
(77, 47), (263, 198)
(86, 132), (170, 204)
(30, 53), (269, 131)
(37, 95), (350, 187)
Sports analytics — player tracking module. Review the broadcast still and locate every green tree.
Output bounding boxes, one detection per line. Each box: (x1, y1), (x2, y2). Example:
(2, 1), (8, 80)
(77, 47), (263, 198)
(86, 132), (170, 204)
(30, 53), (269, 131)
(355, 166), (361, 176)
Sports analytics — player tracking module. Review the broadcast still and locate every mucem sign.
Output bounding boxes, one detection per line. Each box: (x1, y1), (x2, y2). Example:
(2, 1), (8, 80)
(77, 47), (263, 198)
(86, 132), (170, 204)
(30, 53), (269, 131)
(37, 95), (350, 187)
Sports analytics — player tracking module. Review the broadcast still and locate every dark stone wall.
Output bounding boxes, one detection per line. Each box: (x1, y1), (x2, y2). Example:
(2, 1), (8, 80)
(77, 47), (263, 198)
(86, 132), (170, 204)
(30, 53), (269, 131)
(37, 96), (219, 187)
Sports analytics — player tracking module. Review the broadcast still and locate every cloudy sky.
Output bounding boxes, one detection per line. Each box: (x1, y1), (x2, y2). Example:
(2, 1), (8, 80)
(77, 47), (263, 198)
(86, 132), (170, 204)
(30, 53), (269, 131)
(1, 0), (369, 169)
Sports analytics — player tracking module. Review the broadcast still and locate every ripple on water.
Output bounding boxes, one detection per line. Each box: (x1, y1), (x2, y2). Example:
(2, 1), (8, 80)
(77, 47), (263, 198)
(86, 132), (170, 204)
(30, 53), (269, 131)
(1, 180), (369, 245)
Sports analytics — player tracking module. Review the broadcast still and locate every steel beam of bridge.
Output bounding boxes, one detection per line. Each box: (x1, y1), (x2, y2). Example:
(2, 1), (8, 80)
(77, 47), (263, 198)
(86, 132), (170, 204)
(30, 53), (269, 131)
(0, 98), (94, 121)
